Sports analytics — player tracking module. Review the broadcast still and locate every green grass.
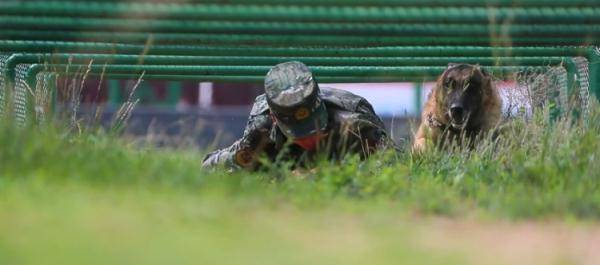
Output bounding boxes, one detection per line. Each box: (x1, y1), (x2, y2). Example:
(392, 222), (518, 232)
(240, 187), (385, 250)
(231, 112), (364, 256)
(0, 102), (599, 264)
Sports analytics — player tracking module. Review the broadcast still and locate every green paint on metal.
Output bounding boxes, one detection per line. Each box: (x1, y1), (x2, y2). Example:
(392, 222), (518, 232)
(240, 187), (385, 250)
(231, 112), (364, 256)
(589, 48), (600, 100)
(1, 30), (596, 46)
(414, 83), (423, 116)
(1, 3), (598, 24)
(25, 64), (553, 85)
(135, 80), (153, 104)
(30, 0), (598, 7)
(2, 50), (595, 121)
(0, 53), (574, 68)
(108, 79), (121, 106)
(29, 64), (548, 79)
(166, 81), (182, 107)
(0, 41), (591, 57)
(1, 16), (598, 37)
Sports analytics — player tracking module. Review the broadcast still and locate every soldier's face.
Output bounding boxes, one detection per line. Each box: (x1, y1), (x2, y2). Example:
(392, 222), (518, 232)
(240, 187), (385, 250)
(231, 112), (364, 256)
(270, 113), (325, 151)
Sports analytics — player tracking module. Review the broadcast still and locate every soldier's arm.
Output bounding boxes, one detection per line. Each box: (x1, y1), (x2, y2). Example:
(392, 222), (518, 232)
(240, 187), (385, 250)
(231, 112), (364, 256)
(353, 100), (398, 154)
(201, 114), (274, 170)
(355, 120), (394, 155)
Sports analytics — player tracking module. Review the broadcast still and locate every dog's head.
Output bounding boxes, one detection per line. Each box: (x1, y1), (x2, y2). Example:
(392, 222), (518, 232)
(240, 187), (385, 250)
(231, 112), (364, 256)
(435, 63), (492, 130)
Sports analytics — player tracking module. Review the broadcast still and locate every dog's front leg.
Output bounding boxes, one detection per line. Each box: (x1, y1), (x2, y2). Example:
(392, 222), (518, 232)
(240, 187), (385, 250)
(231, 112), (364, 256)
(412, 124), (431, 153)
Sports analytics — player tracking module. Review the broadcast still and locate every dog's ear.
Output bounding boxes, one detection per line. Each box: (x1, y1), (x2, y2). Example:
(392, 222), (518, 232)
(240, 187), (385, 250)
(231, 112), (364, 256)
(475, 66), (495, 97)
(478, 66), (490, 77)
(442, 63), (460, 81)
(475, 65), (492, 82)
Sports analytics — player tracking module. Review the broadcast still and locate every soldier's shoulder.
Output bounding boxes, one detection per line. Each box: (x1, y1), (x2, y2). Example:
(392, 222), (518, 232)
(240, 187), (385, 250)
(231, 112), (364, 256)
(320, 87), (367, 112)
(320, 87), (378, 116)
(249, 93), (270, 116)
(320, 88), (385, 130)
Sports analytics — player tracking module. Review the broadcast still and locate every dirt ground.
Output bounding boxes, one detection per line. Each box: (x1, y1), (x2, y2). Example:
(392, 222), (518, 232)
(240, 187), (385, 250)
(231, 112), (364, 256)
(417, 218), (600, 265)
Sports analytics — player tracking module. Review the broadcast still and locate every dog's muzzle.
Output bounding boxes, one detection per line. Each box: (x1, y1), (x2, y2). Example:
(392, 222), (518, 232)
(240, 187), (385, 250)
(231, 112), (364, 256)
(449, 105), (470, 130)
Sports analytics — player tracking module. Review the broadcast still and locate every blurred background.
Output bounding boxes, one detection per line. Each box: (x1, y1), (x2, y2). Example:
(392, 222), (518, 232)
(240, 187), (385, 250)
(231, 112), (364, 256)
(75, 72), (524, 149)
(77, 78), (425, 148)
(1, 0), (595, 149)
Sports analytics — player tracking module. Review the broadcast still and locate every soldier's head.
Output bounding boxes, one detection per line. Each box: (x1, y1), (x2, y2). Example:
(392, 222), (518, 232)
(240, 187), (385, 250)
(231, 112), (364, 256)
(264, 61), (328, 150)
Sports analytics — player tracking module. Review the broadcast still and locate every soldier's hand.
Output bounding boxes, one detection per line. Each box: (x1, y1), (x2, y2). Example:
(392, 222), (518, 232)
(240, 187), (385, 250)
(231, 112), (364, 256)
(233, 148), (257, 169)
(241, 127), (270, 150)
(234, 114), (274, 169)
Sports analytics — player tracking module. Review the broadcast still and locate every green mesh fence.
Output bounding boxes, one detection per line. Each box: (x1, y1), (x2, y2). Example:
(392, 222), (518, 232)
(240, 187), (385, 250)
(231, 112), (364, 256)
(498, 66), (568, 119)
(572, 57), (591, 123)
(33, 72), (54, 124)
(13, 64), (30, 125)
(0, 54), (8, 117)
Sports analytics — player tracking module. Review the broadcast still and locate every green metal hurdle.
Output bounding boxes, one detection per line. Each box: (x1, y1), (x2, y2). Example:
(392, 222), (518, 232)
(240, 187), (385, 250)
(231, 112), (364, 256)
(9, 63), (565, 124)
(0, 2), (597, 47)
(0, 45), (597, 124)
(0, 0), (597, 126)
(0, 3), (597, 24)
(3, 17), (599, 37)
(28, 0), (598, 6)
(0, 43), (595, 109)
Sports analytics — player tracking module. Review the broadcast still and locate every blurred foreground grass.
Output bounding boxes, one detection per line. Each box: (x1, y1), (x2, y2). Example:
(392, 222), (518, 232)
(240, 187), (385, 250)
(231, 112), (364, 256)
(0, 102), (599, 264)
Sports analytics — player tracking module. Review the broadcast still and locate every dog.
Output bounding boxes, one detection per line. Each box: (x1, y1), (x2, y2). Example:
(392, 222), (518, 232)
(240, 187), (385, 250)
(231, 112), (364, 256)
(413, 63), (502, 152)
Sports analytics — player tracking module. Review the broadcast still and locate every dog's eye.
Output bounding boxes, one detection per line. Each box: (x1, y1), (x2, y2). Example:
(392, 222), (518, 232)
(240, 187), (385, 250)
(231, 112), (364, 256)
(443, 80), (454, 89)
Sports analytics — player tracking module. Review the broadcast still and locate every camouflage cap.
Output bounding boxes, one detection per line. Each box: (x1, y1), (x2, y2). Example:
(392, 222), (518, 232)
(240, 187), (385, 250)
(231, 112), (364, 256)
(264, 61), (328, 138)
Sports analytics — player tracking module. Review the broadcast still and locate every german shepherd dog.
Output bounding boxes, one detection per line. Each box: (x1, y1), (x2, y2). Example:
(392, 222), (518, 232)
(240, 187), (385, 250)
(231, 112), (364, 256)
(413, 64), (502, 152)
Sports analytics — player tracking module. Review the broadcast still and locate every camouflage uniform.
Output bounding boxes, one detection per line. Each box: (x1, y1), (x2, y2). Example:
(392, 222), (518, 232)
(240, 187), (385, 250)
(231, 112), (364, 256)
(202, 87), (393, 170)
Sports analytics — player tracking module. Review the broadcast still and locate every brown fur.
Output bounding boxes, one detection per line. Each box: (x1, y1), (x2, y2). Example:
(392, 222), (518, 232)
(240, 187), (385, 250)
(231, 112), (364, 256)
(413, 64), (502, 152)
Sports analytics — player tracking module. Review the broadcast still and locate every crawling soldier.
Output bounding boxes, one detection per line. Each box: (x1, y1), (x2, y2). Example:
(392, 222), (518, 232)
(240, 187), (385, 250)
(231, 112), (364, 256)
(202, 61), (394, 170)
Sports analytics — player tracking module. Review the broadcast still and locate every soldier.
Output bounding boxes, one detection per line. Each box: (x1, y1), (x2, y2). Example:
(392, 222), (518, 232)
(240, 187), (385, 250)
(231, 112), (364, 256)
(202, 61), (394, 170)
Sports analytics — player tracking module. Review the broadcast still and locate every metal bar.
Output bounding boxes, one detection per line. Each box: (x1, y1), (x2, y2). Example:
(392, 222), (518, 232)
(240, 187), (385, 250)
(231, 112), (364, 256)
(1, 16), (599, 37)
(2, 53), (590, 104)
(25, 0), (599, 7)
(3, 52), (595, 105)
(3, 53), (572, 68)
(1, 30), (596, 46)
(165, 81), (182, 107)
(0, 41), (592, 57)
(589, 48), (600, 100)
(28, 72), (436, 84)
(108, 79), (120, 105)
(414, 82), (422, 115)
(0, 3), (597, 24)
(104, 74), (438, 83)
(0, 53), (582, 90)
(27, 64), (550, 80)
(20, 63), (568, 124)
